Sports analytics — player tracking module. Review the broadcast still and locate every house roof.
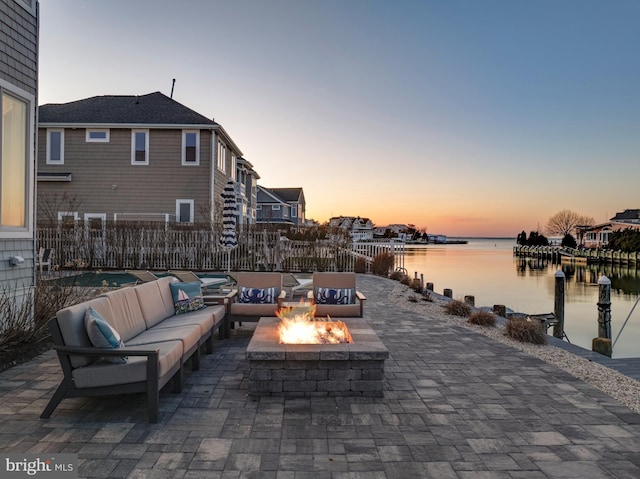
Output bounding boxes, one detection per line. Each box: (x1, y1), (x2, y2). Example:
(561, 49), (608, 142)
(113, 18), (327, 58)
(611, 209), (640, 222)
(39, 92), (218, 126)
(257, 187), (304, 204)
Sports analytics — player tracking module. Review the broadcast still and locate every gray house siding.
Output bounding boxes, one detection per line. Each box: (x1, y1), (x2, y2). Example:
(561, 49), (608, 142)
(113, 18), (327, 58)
(37, 127), (214, 224)
(0, 0), (38, 296)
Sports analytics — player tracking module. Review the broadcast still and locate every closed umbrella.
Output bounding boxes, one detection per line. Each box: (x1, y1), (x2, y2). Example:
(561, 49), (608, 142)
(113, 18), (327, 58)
(220, 180), (237, 271)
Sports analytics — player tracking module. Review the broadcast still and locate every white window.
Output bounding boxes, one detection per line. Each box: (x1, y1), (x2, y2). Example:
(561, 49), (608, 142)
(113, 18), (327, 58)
(291, 204), (297, 218)
(131, 129), (149, 165)
(86, 129), (110, 142)
(84, 213), (106, 230)
(230, 153), (236, 180)
(46, 129), (64, 165)
(256, 205), (262, 210)
(176, 199), (194, 223)
(272, 205), (280, 210)
(217, 141), (226, 172)
(1, 88), (31, 232)
(182, 130), (199, 165)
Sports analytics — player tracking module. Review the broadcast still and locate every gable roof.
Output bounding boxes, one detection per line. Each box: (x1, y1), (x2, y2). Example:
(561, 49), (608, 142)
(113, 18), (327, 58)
(257, 187), (304, 204)
(611, 209), (640, 222)
(39, 92), (218, 127)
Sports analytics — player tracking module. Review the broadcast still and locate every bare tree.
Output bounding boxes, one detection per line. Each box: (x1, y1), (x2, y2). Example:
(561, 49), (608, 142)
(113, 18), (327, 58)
(546, 210), (595, 237)
(37, 192), (82, 227)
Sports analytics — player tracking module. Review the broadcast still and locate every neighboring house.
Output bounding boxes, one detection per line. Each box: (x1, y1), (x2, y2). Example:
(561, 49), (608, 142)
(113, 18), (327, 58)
(580, 209), (640, 248)
(329, 216), (374, 241)
(37, 92), (241, 227)
(256, 186), (305, 227)
(0, 0), (38, 304)
(235, 157), (260, 230)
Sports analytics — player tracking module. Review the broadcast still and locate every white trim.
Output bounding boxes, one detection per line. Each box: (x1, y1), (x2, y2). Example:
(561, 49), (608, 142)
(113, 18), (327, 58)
(217, 141), (226, 172)
(131, 129), (149, 165)
(176, 199), (194, 223)
(182, 130), (200, 166)
(46, 129), (64, 165)
(0, 79), (35, 238)
(84, 213), (106, 228)
(57, 211), (78, 222)
(85, 128), (110, 142)
(15, 0), (37, 16)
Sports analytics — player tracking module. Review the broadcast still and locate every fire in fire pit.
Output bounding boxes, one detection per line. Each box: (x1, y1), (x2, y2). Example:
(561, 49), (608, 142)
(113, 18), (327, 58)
(276, 302), (352, 344)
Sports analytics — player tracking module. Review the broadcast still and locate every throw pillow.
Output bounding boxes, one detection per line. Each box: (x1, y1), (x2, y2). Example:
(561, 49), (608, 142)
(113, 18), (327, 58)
(169, 281), (207, 315)
(238, 286), (279, 304)
(315, 287), (355, 305)
(84, 307), (127, 364)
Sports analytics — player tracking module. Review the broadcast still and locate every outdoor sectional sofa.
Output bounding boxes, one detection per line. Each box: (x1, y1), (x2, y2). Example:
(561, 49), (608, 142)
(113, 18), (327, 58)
(40, 276), (227, 423)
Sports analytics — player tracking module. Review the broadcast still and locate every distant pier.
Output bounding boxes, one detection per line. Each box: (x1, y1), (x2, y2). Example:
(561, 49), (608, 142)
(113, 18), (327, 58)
(514, 245), (639, 268)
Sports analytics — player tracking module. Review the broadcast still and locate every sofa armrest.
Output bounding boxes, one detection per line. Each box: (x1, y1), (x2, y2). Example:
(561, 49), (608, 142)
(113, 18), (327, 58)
(356, 291), (366, 301)
(54, 344), (160, 358)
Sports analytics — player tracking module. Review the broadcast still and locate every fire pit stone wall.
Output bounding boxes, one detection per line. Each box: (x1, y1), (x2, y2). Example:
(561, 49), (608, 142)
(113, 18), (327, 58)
(246, 317), (388, 397)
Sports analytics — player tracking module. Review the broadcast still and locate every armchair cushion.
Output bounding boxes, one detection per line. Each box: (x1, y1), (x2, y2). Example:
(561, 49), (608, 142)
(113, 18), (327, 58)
(85, 307), (127, 364)
(314, 287), (355, 305)
(169, 282), (206, 315)
(238, 286), (279, 304)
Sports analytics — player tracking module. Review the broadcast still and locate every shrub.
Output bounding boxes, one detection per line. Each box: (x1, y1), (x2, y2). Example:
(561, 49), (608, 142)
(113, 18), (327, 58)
(400, 275), (412, 287)
(0, 276), (107, 367)
(505, 318), (546, 345)
(444, 300), (471, 317)
(468, 311), (496, 327)
(389, 270), (405, 281)
(409, 278), (422, 293)
(354, 257), (367, 274)
(371, 252), (394, 277)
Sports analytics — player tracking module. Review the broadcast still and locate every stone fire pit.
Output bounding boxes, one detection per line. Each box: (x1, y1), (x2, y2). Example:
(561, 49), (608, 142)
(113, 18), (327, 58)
(246, 317), (388, 397)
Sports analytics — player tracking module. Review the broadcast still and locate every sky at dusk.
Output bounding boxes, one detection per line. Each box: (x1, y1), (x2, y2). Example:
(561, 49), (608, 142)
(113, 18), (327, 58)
(38, 0), (640, 237)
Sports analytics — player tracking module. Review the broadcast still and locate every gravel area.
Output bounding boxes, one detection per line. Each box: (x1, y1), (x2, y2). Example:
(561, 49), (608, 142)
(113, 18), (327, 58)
(389, 282), (640, 414)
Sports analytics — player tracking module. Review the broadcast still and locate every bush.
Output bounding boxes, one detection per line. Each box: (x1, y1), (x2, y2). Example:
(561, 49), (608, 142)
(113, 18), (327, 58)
(468, 311), (496, 327)
(371, 252), (394, 276)
(409, 278), (422, 293)
(0, 276), (108, 369)
(443, 300), (471, 317)
(354, 257), (367, 273)
(389, 270), (405, 281)
(505, 318), (546, 344)
(400, 275), (412, 287)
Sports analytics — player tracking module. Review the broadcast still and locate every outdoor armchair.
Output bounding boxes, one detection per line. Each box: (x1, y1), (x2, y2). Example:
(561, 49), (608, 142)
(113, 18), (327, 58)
(307, 272), (366, 317)
(169, 270), (228, 290)
(228, 272), (286, 325)
(125, 270), (160, 284)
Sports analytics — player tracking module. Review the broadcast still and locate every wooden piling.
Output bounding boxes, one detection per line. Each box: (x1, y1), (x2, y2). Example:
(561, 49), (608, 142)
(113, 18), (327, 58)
(597, 275), (612, 339)
(493, 305), (506, 317)
(552, 270), (565, 339)
(464, 295), (475, 307)
(443, 288), (452, 298)
(426, 282), (434, 291)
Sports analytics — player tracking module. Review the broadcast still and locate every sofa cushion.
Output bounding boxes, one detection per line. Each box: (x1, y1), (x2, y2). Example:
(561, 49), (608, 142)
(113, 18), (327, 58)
(153, 306), (220, 337)
(315, 287), (355, 305)
(101, 287), (147, 342)
(238, 286), (279, 304)
(56, 296), (115, 368)
(71, 340), (183, 389)
(126, 324), (201, 355)
(85, 307), (127, 364)
(134, 279), (174, 328)
(169, 282), (206, 315)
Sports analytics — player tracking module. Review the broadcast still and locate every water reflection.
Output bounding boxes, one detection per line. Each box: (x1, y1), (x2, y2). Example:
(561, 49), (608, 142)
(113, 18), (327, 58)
(402, 239), (640, 358)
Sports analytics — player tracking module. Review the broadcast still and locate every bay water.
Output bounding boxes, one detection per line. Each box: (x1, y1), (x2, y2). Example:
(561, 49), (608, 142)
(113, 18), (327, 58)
(401, 238), (640, 359)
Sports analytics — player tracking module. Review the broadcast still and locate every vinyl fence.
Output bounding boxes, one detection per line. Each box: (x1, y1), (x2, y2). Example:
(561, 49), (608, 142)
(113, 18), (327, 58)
(37, 225), (405, 273)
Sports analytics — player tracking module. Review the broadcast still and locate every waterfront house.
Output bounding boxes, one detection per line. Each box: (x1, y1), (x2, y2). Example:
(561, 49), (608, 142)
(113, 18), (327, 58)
(236, 157), (260, 230)
(256, 186), (306, 227)
(329, 216), (374, 241)
(37, 92), (243, 227)
(580, 209), (640, 248)
(0, 0), (38, 306)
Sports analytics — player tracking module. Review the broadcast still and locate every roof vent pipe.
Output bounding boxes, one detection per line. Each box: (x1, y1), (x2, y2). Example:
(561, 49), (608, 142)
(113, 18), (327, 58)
(171, 78), (176, 99)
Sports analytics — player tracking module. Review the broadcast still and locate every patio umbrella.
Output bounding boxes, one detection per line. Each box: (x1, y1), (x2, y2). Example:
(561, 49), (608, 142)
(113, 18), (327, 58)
(220, 180), (238, 271)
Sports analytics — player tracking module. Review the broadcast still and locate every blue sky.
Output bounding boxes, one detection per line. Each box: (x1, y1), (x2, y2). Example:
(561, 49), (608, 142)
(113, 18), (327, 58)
(38, 0), (640, 236)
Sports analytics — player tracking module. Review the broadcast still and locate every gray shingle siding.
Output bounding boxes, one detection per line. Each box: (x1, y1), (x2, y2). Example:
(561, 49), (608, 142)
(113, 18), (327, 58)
(0, 0), (38, 294)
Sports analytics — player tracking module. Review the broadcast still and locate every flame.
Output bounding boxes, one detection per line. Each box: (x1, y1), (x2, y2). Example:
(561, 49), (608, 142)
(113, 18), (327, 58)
(277, 301), (350, 344)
